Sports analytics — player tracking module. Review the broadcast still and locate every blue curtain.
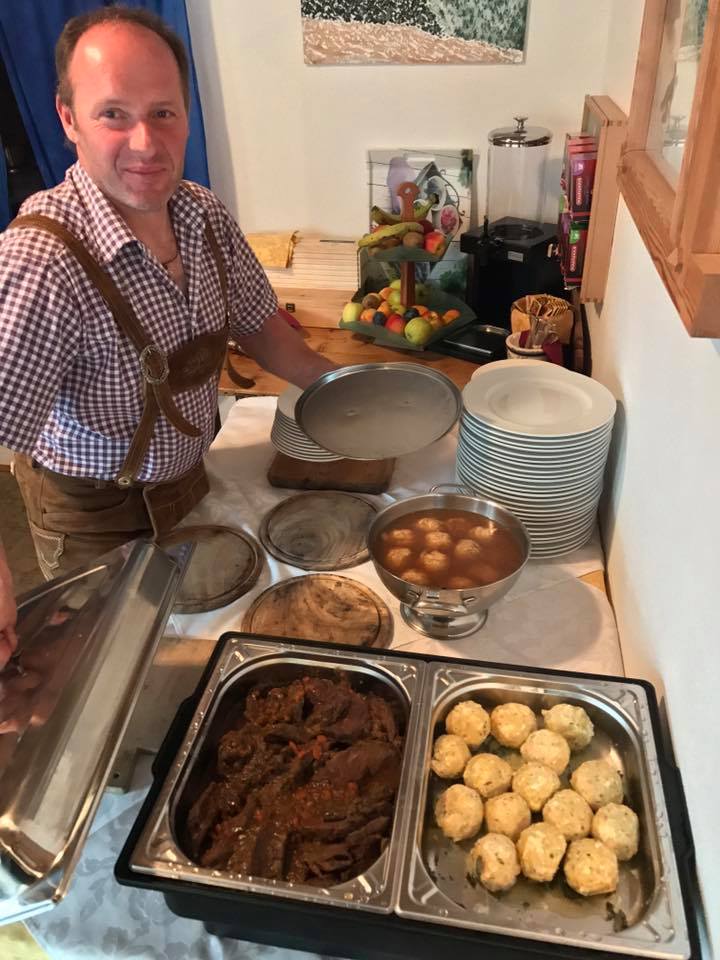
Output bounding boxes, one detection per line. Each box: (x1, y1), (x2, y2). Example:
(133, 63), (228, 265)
(0, 0), (209, 201)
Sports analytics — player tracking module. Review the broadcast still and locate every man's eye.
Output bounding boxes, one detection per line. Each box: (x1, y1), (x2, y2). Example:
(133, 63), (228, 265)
(101, 109), (121, 120)
(156, 109), (174, 119)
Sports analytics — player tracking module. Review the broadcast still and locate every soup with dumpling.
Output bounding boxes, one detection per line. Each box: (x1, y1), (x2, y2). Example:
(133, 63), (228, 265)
(376, 508), (523, 589)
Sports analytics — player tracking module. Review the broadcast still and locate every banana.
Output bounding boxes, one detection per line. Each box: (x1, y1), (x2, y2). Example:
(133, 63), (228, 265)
(358, 221), (423, 249)
(370, 195), (438, 226)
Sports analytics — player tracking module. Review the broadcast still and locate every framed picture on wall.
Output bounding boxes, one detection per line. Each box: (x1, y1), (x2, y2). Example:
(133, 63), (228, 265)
(300, 1), (529, 65)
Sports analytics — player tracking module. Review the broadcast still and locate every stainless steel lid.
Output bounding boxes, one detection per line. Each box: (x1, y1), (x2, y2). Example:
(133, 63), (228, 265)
(295, 363), (462, 460)
(489, 116), (552, 147)
(0, 539), (189, 924)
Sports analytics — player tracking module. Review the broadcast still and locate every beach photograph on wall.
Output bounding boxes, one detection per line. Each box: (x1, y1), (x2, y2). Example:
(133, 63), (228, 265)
(301, 0), (529, 66)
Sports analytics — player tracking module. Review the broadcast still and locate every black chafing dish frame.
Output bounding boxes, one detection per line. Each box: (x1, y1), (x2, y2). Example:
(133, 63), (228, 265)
(115, 632), (704, 960)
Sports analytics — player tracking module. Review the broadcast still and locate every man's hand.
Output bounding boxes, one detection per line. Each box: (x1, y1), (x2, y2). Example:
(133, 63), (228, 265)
(0, 542), (18, 669)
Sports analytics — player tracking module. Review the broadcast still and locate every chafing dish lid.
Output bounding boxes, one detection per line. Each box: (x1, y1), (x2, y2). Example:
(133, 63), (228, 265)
(0, 539), (189, 925)
(295, 363), (462, 460)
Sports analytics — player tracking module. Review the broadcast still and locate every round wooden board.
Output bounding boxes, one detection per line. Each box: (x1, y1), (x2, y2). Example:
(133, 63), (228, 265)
(241, 574), (393, 648)
(258, 492), (376, 570)
(157, 525), (264, 614)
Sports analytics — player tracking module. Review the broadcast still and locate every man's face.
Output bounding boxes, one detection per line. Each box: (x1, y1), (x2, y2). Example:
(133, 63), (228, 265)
(57, 22), (189, 215)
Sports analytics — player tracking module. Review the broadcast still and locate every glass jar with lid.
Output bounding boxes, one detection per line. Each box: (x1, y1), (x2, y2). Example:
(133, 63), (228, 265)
(487, 116), (552, 239)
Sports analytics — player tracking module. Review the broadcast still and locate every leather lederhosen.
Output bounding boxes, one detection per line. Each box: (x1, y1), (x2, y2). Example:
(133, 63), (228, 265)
(9, 213), (232, 552)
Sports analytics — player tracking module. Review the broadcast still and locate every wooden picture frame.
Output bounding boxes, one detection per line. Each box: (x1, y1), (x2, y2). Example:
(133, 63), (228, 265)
(619, 0), (720, 337)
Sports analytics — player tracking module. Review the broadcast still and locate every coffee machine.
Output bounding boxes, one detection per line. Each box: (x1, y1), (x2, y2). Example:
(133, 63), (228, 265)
(434, 117), (564, 362)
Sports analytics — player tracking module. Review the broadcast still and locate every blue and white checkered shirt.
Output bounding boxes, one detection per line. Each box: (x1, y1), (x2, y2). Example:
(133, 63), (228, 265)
(0, 163), (277, 482)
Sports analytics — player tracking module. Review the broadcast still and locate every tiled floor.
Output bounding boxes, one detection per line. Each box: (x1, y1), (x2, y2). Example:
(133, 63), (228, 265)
(0, 469), (44, 596)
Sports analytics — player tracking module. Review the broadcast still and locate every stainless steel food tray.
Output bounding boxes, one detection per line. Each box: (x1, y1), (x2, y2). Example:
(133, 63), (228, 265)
(128, 637), (426, 914)
(397, 662), (690, 959)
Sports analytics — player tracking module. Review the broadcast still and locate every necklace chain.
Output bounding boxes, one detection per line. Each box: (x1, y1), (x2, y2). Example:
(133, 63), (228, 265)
(161, 248), (180, 269)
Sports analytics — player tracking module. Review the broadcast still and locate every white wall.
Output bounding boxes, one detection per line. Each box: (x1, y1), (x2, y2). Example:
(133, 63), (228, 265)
(185, 0), (613, 236)
(589, 1), (719, 950)
(186, 0), (719, 949)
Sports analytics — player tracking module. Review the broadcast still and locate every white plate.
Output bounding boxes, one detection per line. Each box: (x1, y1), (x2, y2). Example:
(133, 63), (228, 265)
(460, 415), (614, 450)
(276, 385), (303, 421)
(457, 443), (609, 480)
(462, 364), (616, 438)
(456, 455), (604, 498)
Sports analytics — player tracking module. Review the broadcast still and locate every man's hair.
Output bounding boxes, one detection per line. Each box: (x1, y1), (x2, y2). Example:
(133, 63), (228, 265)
(55, 4), (190, 110)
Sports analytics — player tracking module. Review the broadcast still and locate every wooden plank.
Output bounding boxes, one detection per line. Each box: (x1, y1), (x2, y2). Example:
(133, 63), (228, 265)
(626, 0), (667, 152)
(219, 326), (478, 396)
(267, 452), (395, 493)
(580, 95), (628, 303)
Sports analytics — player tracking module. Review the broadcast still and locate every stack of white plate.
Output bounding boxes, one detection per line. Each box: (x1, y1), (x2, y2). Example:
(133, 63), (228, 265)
(271, 385), (342, 462)
(457, 360), (616, 558)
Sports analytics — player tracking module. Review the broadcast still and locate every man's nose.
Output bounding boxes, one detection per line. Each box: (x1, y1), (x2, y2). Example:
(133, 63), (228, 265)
(128, 121), (155, 152)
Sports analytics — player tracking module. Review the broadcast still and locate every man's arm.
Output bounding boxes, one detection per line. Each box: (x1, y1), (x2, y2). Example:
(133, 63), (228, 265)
(0, 537), (18, 669)
(235, 312), (338, 389)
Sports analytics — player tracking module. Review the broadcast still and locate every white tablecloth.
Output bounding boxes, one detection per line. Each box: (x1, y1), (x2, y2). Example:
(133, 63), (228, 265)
(27, 396), (623, 960)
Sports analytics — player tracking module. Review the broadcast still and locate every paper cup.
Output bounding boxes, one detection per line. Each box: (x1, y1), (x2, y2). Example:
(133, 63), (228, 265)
(505, 331), (547, 361)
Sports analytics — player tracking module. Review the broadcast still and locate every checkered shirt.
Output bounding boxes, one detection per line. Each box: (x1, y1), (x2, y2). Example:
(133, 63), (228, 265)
(0, 163), (277, 482)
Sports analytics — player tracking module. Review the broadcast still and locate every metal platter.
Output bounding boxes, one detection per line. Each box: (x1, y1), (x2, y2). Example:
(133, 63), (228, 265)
(258, 492), (377, 570)
(295, 363), (462, 460)
(157, 525), (264, 614)
(241, 574), (393, 648)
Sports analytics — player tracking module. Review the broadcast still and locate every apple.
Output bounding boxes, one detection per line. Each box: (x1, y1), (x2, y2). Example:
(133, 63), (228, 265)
(424, 231), (446, 255)
(385, 314), (406, 335)
(387, 290), (405, 310)
(389, 278), (402, 290)
(419, 219), (435, 235)
(404, 317), (433, 346)
(341, 301), (363, 324)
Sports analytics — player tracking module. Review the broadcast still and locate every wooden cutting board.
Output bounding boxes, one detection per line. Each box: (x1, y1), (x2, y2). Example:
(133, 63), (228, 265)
(241, 573), (393, 648)
(267, 451), (395, 493)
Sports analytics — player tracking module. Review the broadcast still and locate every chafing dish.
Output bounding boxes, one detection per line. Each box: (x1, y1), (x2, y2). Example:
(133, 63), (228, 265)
(124, 636), (425, 914)
(397, 662), (690, 959)
(115, 635), (701, 960)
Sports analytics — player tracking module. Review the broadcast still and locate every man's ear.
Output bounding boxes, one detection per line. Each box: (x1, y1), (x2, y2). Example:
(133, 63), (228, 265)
(56, 95), (78, 145)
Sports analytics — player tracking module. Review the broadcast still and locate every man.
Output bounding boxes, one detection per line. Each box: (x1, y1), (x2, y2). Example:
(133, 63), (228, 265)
(0, 6), (336, 667)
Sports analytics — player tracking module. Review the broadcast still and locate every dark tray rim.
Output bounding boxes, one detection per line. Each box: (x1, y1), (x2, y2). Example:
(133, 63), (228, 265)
(115, 632), (704, 960)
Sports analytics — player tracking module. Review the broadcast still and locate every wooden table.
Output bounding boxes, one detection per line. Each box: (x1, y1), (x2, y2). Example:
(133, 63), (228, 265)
(221, 325), (478, 396)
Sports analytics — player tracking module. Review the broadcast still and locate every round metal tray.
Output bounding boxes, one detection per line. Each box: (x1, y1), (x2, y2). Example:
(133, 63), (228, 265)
(258, 492), (376, 570)
(157, 525), (264, 614)
(296, 363), (462, 460)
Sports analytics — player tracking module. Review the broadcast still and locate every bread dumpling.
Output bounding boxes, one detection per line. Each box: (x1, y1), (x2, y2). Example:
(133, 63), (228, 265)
(591, 803), (639, 861)
(542, 703), (594, 752)
(490, 702), (537, 748)
(570, 760), (623, 810)
(563, 838), (619, 896)
(434, 784), (484, 841)
(401, 568), (431, 586)
(445, 701), (491, 749)
(445, 517), (470, 536)
(542, 789), (593, 841)
(425, 530), (453, 549)
(430, 734), (471, 779)
(520, 729), (570, 775)
(468, 521), (498, 542)
(383, 547), (414, 572)
(517, 822), (567, 883)
(420, 549), (450, 573)
(414, 516), (444, 532)
(463, 753), (513, 799)
(454, 539), (483, 560)
(485, 792), (531, 841)
(468, 833), (520, 893)
(383, 528), (415, 545)
(511, 762), (561, 812)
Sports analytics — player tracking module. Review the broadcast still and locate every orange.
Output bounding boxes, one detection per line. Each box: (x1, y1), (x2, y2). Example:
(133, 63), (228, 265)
(360, 308), (376, 324)
(413, 304), (430, 316)
(379, 286), (394, 301)
(443, 309), (461, 324)
(377, 301), (393, 317)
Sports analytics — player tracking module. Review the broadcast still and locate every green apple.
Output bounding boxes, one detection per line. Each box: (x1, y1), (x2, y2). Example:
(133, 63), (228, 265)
(388, 290), (405, 310)
(389, 278), (402, 290)
(404, 317), (433, 346)
(341, 301), (363, 324)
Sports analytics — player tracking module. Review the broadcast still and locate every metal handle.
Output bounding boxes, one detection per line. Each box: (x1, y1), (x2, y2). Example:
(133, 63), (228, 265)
(411, 598), (476, 618)
(429, 483), (476, 496)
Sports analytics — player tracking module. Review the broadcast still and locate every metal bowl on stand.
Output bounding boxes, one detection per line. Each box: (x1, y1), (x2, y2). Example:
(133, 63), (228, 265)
(368, 486), (530, 640)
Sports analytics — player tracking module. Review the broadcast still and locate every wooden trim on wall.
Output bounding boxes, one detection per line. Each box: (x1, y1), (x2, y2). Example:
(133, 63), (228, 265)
(620, 0), (720, 337)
